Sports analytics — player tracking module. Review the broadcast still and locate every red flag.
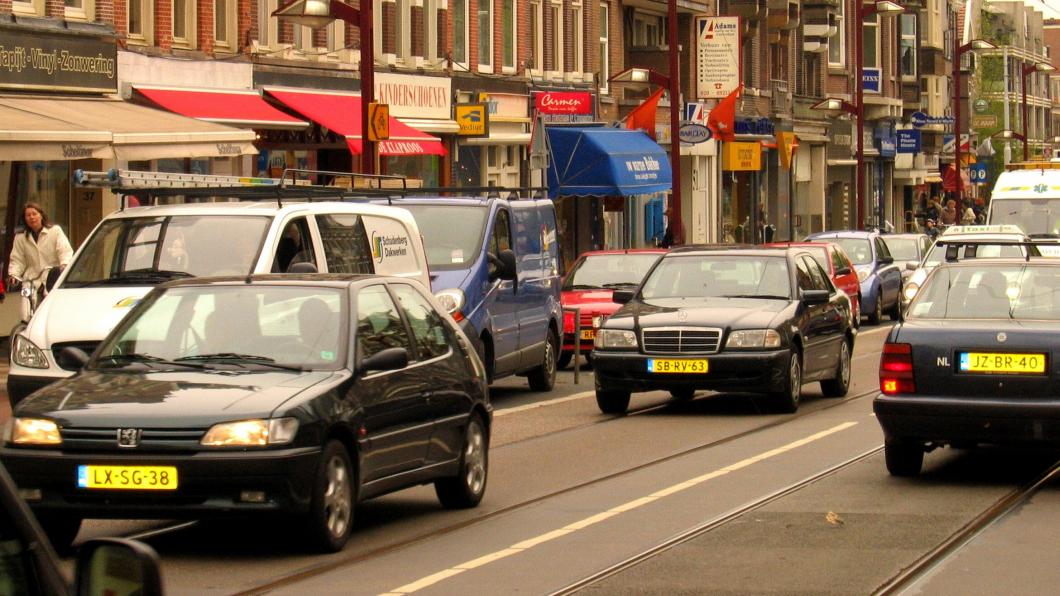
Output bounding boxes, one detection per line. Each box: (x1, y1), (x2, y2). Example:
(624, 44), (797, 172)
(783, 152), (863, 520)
(707, 85), (743, 142)
(625, 88), (666, 140)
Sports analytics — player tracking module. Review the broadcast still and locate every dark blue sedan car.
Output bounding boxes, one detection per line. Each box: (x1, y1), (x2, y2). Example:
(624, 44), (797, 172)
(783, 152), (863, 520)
(806, 230), (902, 324)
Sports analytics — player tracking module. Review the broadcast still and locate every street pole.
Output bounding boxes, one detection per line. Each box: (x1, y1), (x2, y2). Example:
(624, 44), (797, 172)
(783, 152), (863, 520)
(667, 0), (682, 244)
(1003, 47), (1012, 165)
(1022, 67), (1029, 161)
(360, 0), (375, 174)
(953, 15), (962, 204)
(855, 0), (865, 231)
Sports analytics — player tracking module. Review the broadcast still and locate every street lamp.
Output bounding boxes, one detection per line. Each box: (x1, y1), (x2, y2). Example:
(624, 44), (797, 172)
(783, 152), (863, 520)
(953, 37), (997, 202)
(1021, 61), (1056, 161)
(273, 0), (375, 175)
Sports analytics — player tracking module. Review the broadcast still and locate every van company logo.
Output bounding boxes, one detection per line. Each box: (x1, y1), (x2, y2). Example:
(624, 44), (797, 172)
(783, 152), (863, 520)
(216, 143), (243, 155)
(62, 144), (93, 158)
(370, 231), (410, 263)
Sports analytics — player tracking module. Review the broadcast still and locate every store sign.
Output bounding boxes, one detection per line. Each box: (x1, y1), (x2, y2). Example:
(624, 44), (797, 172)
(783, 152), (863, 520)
(974, 98), (991, 113)
(897, 130), (921, 154)
(374, 72), (452, 119)
(722, 141), (761, 171)
(910, 111), (955, 128)
(0, 28), (117, 93)
(971, 114), (997, 129)
(534, 91), (593, 115)
(679, 123), (711, 144)
(970, 162), (989, 184)
(455, 103), (489, 137)
(862, 68), (881, 94)
(695, 16), (741, 99)
(734, 117), (774, 136)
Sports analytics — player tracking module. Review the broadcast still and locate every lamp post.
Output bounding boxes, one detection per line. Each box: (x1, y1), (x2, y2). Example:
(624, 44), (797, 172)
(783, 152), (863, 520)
(1020, 62), (1057, 161)
(952, 37), (997, 202)
(273, 0), (375, 175)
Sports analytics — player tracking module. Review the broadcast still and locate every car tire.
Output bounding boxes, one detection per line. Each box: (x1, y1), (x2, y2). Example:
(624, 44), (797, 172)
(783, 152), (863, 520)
(304, 440), (355, 553)
(596, 389), (631, 414)
(867, 291), (883, 325)
(528, 328), (559, 392)
(557, 351), (573, 370)
(852, 294), (862, 329)
(885, 439), (924, 477)
(820, 340), (851, 398)
(888, 293), (902, 321)
(670, 388), (696, 401)
(435, 413), (489, 509)
(39, 515), (81, 553)
(770, 350), (802, 413)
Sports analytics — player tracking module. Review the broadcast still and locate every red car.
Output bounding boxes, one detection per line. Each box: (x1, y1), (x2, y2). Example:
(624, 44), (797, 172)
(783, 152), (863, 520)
(560, 249), (666, 368)
(765, 241), (861, 324)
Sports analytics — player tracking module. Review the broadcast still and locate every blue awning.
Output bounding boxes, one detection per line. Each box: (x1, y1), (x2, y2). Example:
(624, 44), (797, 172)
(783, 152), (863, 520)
(546, 126), (673, 197)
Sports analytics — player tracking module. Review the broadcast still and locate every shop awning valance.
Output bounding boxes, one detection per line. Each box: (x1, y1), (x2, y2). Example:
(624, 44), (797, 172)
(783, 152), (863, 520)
(0, 95), (257, 161)
(133, 85), (309, 130)
(263, 88), (447, 157)
(546, 126), (672, 197)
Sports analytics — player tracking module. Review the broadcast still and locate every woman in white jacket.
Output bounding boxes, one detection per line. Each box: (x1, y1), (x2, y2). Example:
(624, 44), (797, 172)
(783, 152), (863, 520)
(8, 202), (73, 320)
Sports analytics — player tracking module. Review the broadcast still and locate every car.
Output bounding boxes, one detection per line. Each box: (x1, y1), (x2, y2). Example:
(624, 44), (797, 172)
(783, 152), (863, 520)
(764, 241), (861, 326)
(592, 246), (856, 414)
(1, 274), (491, 553)
(559, 249), (666, 368)
(881, 233), (932, 284)
(899, 225), (1036, 308)
(874, 256), (1060, 476)
(805, 230), (902, 324)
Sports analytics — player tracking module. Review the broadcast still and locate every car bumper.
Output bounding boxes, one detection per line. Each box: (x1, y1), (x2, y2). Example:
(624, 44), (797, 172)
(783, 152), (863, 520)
(593, 349), (790, 394)
(874, 394), (1060, 445)
(0, 445), (322, 518)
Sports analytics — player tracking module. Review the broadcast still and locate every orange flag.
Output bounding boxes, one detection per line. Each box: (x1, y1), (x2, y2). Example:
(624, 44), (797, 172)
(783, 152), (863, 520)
(707, 85), (743, 142)
(625, 88), (666, 140)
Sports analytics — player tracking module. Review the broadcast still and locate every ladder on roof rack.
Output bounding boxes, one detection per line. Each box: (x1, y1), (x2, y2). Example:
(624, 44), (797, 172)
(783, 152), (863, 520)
(74, 169), (286, 189)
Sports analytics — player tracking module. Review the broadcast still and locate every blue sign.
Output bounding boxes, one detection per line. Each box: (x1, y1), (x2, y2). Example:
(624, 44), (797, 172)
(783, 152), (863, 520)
(862, 68), (881, 93)
(734, 117), (775, 136)
(897, 130), (921, 154)
(970, 162), (989, 184)
(911, 111), (955, 128)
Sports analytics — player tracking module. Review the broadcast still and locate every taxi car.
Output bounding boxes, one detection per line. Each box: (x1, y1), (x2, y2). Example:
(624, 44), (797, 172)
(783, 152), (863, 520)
(805, 230), (902, 324)
(560, 249), (666, 368)
(1, 275), (491, 552)
(765, 241), (861, 325)
(875, 256), (1060, 476)
(592, 247), (855, 414)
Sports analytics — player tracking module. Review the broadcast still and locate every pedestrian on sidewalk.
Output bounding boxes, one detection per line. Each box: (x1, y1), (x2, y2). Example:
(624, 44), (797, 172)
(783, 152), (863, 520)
(8, 202), (73, 321)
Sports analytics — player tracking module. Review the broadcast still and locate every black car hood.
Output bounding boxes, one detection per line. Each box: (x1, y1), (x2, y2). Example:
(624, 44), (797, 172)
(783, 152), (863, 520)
(14, 370), (344, 428)
(614, 296), (788, 329)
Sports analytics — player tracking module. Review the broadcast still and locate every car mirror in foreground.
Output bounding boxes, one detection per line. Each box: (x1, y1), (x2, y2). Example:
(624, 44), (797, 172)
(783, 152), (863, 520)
(357, 347), (409, 375)
(801, 289), (830, 305)
(612, 289), (635, 304)
(57, 346), (91, 371)
(878, 256), (894, 265)
(75, 538), (164, 596)
(835, 266), (851, 276)
(905, 261), (918, 271)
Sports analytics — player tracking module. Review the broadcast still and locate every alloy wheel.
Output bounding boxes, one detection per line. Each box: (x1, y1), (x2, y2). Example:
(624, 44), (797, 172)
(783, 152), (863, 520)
(323, 454), (352, 539)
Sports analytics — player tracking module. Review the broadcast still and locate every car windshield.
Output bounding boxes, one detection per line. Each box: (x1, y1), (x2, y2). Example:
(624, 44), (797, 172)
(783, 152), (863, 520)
(884, 237), (920, 261)
(908, 264), (1060, 320)
(990, 199), (1060, 238)
(563, 253), (661, 290)
(93, 285), (346, 370)
(400, 204), (488, 271)
(640, 255), (791, 300)
(830, 238), (873, 265)
(921, 242), (1027, 267)
(63, 216), (270, 287)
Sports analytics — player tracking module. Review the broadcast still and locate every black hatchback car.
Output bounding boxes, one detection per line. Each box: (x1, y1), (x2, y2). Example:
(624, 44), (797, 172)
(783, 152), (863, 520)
(875, 258), (1060, 476)
(593, 247), (855, 414)
(0, 275), (491, 552)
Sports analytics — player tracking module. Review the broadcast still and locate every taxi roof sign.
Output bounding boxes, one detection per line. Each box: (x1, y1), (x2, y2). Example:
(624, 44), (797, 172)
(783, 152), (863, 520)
(941, 224), (1026, 236)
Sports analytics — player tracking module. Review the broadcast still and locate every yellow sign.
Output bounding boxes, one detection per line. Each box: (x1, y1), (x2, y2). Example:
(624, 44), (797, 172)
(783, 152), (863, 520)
(778, 132), (798, 170)
(722, 141), (762, 171)
(367, 102), (390, 141)
(455, 103), (489, 137)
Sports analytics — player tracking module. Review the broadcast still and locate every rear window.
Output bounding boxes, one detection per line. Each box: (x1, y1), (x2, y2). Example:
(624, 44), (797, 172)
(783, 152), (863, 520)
(832, 238), (872, 265)
(908, 264), (1060, 320)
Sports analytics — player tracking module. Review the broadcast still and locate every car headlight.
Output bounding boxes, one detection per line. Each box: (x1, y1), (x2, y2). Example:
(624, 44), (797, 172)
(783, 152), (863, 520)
(856, 269), (870, 283)
(12, 334), (48, 369)
(9, 418), (61, 446)
(592, 315), (603, 328)
(594, 329), (638, 349)
(726, 329), (782, 350)
(903, 282), (920, 302)
(200, 418), (299, 447)
(434, 289), (465, 314)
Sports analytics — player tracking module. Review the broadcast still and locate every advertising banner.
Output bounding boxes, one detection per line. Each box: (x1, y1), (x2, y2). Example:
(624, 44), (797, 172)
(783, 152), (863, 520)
(695, 16), (741, 99)
(862, 68), (881, 94)
(0, 28), (117, 93)
(533, 91), (593, 115)
(722, 141), (761, 171)
(897, 130), (921, 154)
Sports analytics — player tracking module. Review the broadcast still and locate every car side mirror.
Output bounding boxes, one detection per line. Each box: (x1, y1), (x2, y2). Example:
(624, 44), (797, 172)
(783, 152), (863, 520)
(801, 289), (830, 305)
(287, 261), (319, 274)
(878, 256), (894, 265)
(612, 289), (635, 304)
(75, 538), (164, 596)
(488, 249), (517, 282)
(57, 346), (90, 371)
(45, 266), (63, 292)
(835, 266), (851, 276)
(357, 347), (409, 375)
(905, 260), (918, 271)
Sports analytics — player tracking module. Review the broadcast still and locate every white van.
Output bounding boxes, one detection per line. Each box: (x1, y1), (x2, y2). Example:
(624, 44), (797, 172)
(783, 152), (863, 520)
(988, 164), (1060, 238)
(8, 181), (430, 404)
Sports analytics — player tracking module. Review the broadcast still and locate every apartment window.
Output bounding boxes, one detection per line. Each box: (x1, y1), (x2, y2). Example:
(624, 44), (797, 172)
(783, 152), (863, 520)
(900, 14), (916, 77)
(128, 0), (154, 44)
(742, 34), (754, 89)
(64, 0), (94, 20)
(503, 0), (516, 70)
(12, 0), (45, 17)
(395, 0), (409, 60)
(549, 1), (563, 72)
(172, 0), (196, 48)
(599, 2), (610, 93)
(571, 0), (584, 73)
(478, 0), (493, 70)
(863, 14), (879, 69)
(214, 0), (237, 49)
(530, 0), (544, 71)
(633, 12), (664, 47)
(454, 0), (468, 66)
(828, 0), (845, 67)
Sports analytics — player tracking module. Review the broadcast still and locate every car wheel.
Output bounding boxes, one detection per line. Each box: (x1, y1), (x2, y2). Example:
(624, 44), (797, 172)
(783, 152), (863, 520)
(596, 389), (631, 414)
(820, 340), (851, 398)
(304, 440), (355, 552)
(557, 351), (573, 370)
(670, 388), (696, 401)
(885, 439), (924, 477)
(771, 350), (802, 413)
(528, 328), (559, 391)
(435, 413), (489, 509)
(888, 293), (902, 321)
(39, 515), (81, 553)
(867, 291), (883, 325)
(852, 295), (861, 329)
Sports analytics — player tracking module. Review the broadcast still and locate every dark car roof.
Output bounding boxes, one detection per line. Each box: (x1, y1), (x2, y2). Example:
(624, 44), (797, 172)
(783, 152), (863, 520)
(158, 273), (395, 290)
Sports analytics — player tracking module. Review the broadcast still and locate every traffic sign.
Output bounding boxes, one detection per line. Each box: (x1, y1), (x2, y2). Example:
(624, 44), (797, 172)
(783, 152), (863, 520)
(367, 103), (390, 141)
(455, 103), (489, 137)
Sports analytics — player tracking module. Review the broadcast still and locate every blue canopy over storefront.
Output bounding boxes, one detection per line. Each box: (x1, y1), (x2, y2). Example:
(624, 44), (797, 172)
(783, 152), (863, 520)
(546, 126), (673, 197)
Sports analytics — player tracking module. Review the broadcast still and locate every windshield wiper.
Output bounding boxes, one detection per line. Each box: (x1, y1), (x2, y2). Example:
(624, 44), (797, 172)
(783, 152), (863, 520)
(98, 269), (194, 284)
(96, 353), (208, 370)
(176, 353), (305, 372)
(569, 284), (602, 290)
(602, 282), (636, 289)
(1029, 233), (1060, 239)
(720, 294), (791, 300)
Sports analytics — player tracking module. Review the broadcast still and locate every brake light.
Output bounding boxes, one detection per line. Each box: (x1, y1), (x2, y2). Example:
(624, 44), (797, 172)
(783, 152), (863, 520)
(880, 342), (915, 394)
(451, 310), (465, 322)
(563, 311), (575, 333)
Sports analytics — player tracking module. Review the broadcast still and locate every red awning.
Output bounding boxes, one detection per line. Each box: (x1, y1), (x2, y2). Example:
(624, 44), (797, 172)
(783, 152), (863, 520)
(263, 88), (446, 156)
(942, 163), (972, 192)
(133, 86), (308, 130)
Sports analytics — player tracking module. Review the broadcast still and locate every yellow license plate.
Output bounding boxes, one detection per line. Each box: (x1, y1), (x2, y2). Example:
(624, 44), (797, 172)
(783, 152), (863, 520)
(959, 352), (1047, 374)
(77, 465), (178, 490)
(648, 359), (708, 374)
(580, 329), (596, 340)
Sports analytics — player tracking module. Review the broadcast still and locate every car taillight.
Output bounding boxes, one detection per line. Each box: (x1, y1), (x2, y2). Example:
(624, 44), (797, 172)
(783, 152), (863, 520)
(563, 310), (575, 333)
(880, 342), (915, 394)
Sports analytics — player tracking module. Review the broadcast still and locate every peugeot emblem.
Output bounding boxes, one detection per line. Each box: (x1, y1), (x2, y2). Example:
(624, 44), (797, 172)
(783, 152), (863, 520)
(997, 332), (1007, 343)
(678, 309), (688, 322)
(116, 428), (142, 448)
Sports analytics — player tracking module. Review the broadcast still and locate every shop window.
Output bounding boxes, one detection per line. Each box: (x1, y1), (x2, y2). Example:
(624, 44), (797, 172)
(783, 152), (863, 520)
(503, 0), (517, 72)
(16, 163), (72, 237)
(599, 2), (610, 94)
(479, 0), (493, 71)
(64, 0), (94, 21)
(529, 0), (544, 73)
(172, 0), (197, 49)
(128, 0), (154, 45)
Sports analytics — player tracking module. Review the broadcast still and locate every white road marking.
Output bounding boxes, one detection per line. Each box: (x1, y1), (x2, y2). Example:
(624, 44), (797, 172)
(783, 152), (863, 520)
(858, 324), (895, 337)
(380, 421), (859, 595)
(493, 391), (595, 416)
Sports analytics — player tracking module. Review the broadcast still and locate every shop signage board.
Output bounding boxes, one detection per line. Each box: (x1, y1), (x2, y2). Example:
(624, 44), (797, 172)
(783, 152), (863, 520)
(911, 111), (955, 128)
(971, 114), (997, 129)
(694, 16), (741, 99)
(367, 103), (390, 141)
(532, 91), (595, 123)
(455, 103), (489, 137)
(722, 141), (761, 171)
(679, 123), (711, 144)
(374, 72), (452, 119)
(0, 28), (117, 93)
(685, 102), (709, 125)
(897, 130), (921, 154)
(862, 68), (881, 94)
(974, 98), (990, 113)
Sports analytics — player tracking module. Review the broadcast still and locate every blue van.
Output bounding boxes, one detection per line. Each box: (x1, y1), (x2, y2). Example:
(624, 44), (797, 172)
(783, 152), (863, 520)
(391, 197), (563, 391)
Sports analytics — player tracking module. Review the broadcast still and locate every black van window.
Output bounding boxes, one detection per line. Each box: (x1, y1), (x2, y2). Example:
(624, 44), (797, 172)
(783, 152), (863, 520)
(315, 214), (374, 274)
(273, 217), (316, 273)
(491, 210), (512, 255)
